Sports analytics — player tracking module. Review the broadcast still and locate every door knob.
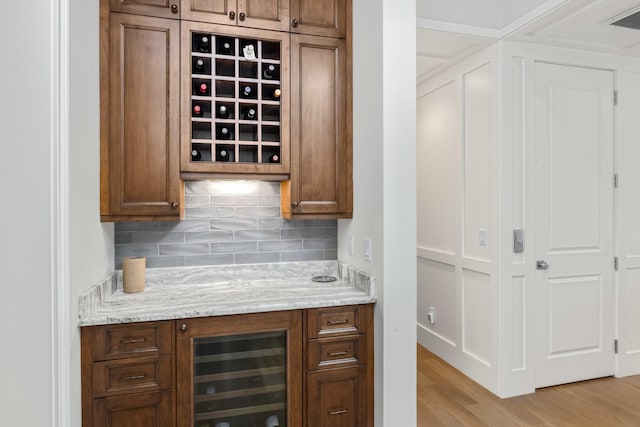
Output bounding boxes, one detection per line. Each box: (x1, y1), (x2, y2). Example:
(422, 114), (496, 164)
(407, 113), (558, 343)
(292, 19), (299, 28)
(536, 260), (550, 270)
(239, 12), (246, 21)
(229, 11), (236, 20)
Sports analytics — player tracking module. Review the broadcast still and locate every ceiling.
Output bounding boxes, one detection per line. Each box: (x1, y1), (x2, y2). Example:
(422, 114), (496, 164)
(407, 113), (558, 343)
(417, 0), (640, 82)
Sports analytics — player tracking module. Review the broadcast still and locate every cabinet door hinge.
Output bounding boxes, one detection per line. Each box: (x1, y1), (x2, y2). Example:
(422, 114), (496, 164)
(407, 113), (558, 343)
(614, 90), (619, 106)
(615, 339), (619, 354)
(614, 257), (619, 271)
(614, 173), (619, 189)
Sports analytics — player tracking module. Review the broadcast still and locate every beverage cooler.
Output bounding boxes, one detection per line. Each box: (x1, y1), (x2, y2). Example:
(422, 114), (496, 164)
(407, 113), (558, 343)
(176, 311), (302, 427)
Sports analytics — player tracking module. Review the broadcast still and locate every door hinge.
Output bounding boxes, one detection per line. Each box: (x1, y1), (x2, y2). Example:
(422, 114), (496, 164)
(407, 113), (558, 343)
(614, 257), (619, 271)
(614, 173), (619, 189)
(614, 90), (618, 105)
(615, 339), (619, 354)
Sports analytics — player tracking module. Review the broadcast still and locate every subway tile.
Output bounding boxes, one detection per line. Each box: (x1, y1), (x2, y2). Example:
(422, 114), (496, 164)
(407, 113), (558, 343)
(211, 219), (258, 231)
(185, 194), (210, 207)
(117, 231), (185, 244)
(159, 243), (209, 256)
(115, 222), (159, 232)
(254, 181), (280, 194)
(323, 249), (338, 260)
(185, 231), (233, 243)
(185, 180), (215, 194)
(115, 244), (159, 257)
(259, 218), (302, 229)
(303, 219), (338, 228)
(184, 254), (234, 267)
(158, 220), (211, 232)
(234, 230), (281, 241)
(323, 227), (338, 239)
(234, 207), (280, 218)
(303, 239), (338, 250)
(146, 256), (185, 268)
(258, 195), (280, 207)
(212, 195), (258, 206)
(281, 228), (324, 240)
(258, 240), (303, 252)
(280, 250), (325, 262)
(203, 180), (262, 195)
(210, 241), (257, 254)
(186, 207), (235, 218)
(234, 252), (280, 264)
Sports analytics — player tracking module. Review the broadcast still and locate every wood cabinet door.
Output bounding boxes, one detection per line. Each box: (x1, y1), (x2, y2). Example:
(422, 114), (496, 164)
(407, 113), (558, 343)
(110, 0), (181, 19)
(284, 34), (352, 219)
(290, 0), (346, 38)
(238, 0), (290, 31)
(93, 390), (174, 427)
(306, 366), (368, 427)
(181, 0), (236, 24)
(108, 13), (182, 219)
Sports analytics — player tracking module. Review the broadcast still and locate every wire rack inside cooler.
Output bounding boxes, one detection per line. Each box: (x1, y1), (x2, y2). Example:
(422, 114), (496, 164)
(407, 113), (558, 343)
(190, 32), (283, 166)
(193, 331), (287, 427)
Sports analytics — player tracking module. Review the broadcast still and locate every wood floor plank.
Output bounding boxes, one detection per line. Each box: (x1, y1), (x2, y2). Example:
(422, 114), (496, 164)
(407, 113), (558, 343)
(417, 345), (640, 426)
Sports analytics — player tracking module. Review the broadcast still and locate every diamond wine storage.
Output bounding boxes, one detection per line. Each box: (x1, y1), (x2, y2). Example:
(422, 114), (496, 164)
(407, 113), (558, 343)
(100, 0), (352, 221)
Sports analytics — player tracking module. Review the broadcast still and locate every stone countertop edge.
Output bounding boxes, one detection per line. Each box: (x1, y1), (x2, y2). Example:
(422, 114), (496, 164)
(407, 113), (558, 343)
(78, 260), (376, 326)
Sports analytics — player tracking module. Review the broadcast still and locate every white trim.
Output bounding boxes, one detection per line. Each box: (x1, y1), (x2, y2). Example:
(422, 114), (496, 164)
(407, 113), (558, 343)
(416, 18), (500, 39)
(498, 0), (569, 38)
(51, 0), (70, 425)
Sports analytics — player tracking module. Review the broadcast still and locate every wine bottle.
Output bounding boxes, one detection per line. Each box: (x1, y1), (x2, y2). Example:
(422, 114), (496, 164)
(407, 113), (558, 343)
(273, 88), (282, 99)
(198, 35), (209, 52)
(217, 148), (230, 162)
(244, 107), (256, 120)
(194, 58), (205, 72)
(218, 126), (231, 140)
(242, 85), (253, 98)
(193, 104), (202, 116)
(221, 41), (233, 55)
(198, 83), (208, 95)
(263, 64), (276, 80)
(218, 105), (229, 118)
(191, 149), (201, 161)
(268, 153), (279, 163)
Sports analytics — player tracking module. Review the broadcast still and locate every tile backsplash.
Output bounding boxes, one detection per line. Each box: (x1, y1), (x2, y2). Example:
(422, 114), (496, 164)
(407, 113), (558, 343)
(114, 181), (338, 268)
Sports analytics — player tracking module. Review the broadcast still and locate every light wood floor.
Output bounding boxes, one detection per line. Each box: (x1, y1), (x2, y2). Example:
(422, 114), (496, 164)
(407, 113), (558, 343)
(417, 344), (640, 426)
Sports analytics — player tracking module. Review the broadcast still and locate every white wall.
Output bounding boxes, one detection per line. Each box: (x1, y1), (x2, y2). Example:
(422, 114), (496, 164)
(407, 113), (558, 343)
(0, 2), (55, 425)
(69, 0), (115, 424)
(340, 0), (417, 425)
(416, 44), (501, 395)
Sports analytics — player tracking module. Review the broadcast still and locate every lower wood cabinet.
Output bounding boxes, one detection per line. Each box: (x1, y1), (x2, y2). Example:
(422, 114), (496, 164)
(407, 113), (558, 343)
(81, 304), (373, 426)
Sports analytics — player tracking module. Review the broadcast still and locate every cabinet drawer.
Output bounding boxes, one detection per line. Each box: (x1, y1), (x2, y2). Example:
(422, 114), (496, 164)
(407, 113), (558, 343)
(306, 305), (372, 339)
(87, 321), (173, 361)
(93, 355), (172, 398)
(93, 389), (174, 427)
(307, 335), (366, 370)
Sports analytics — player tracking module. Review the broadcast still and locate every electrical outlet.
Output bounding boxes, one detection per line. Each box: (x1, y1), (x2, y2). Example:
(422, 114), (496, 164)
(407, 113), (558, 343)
(479, 228), (488, 247)
(347, 236), (354, 256)
(427, 307), (436, 325)
(364, 239), (372, 262)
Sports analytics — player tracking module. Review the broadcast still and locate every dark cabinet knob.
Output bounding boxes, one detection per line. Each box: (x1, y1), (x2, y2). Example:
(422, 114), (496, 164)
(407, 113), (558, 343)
(180, 323), (187, 333)
(239, 12), (246, 21)
(292, 202), (299, 207)
(171, 202), (179, 209)
(292, 18), (299, 28)
(229, 11), (236, 20)
(171, 4), (178, 14)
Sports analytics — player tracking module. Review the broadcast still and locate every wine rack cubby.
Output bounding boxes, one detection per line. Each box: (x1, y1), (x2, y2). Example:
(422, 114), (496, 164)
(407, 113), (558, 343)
(193, 331), (288, 427)
(182, 23), (290, 176)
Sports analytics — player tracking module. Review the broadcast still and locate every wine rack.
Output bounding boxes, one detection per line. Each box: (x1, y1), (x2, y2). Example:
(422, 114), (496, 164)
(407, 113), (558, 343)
(187, 27), (285, 169)
(193, 331), (288, 427)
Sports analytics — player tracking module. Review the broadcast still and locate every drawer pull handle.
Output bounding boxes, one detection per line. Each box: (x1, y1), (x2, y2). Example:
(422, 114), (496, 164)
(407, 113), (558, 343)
(121, 338), (146, 344)
(327, 319), (349, 325)
(328, 351), (349, 357)
(328, 409), (349, 416)
(120, 374), (146, 381)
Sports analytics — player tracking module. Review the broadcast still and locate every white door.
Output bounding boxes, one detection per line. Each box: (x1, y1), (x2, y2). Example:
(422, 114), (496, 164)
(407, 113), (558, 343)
(534, 62), (615, 388)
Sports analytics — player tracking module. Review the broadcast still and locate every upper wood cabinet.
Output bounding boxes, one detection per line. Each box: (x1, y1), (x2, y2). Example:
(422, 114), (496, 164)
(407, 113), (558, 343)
(109, 0), (181, 19)
(101, 12), (184, 221)
(281, 34), (352, 219)
(181, 0), (290, 31)
(290, 0), (347, 38)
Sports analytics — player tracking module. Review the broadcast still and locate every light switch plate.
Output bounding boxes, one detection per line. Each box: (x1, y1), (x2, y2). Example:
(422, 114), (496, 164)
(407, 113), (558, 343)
(347, 236), (354, 256)
(364, 239), (372, 262)
(479, 229), (488, 247)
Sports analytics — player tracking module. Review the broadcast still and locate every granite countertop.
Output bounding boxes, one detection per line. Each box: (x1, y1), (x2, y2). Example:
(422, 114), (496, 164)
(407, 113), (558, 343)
(78, 261), (377, 326)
